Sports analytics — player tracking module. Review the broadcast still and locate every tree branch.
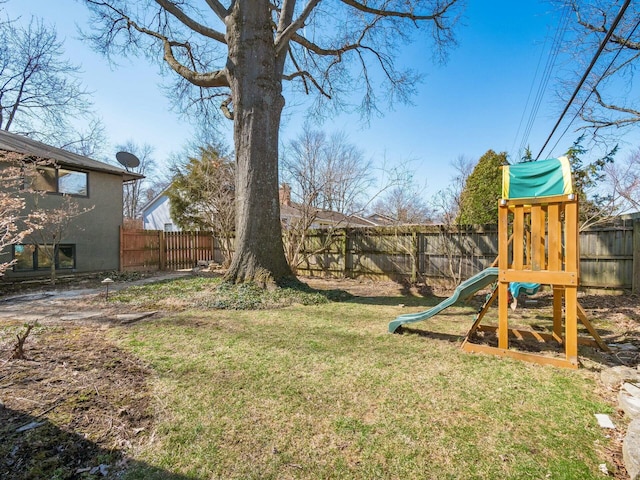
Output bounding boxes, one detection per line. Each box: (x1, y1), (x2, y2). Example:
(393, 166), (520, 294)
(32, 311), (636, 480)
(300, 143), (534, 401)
(339, 0), (456, 21)
(127, 15), (230, 87)
(154, 0), (226, 44)
(203, 0), (230, 21)
(275, 0), (322, 56)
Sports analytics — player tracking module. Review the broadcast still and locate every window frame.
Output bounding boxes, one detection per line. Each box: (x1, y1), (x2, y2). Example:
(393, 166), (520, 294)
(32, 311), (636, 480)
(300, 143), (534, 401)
(12, 244), (77, 272)
(30, 164), (89, 198)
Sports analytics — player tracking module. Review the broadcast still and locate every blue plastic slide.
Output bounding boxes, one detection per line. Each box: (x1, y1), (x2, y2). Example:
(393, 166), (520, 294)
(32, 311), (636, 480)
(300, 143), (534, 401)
(388, 267), (499, 333)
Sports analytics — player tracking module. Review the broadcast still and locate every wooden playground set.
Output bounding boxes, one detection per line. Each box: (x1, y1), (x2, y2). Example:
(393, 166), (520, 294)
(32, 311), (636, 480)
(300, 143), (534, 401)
(390, 157), (609, 369)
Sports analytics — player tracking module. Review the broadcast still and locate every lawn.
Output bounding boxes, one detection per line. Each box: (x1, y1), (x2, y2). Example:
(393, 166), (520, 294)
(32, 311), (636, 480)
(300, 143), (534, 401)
(101, 277), (618, 479)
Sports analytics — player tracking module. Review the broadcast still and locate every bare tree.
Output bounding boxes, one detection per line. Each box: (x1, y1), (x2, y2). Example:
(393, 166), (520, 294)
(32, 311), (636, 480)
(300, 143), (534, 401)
(429, 155), (474, 285)
(0, 152), (31, 276)
(0, 11), (105, 154)
(80, 0), (462, 285)
(116, 141), (157, 220)
(372, 183), (433, 225)
(281, 126), (374, 215)
(556, 0), (640, 134)
(606, 146), (640, 213)
(430, 155), (473, 225)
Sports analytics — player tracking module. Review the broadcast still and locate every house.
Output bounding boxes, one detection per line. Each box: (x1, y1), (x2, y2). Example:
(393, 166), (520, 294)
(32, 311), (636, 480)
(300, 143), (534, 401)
(0, 130), (143, 278)
(140, 183), (390, 233)
(141, 186), (179, 232)
(278, 184), (379, 229)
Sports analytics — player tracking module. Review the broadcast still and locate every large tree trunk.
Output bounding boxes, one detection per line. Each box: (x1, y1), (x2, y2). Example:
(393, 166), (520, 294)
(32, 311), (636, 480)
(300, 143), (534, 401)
(224, 1), (294, 285)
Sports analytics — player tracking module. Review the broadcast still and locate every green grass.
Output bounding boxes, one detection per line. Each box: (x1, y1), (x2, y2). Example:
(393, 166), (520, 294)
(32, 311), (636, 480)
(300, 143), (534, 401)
(107, 281), (616, 479)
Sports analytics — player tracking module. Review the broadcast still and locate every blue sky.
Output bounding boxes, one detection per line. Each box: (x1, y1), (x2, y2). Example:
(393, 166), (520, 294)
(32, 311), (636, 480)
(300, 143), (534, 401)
(4, 1), (628, 201)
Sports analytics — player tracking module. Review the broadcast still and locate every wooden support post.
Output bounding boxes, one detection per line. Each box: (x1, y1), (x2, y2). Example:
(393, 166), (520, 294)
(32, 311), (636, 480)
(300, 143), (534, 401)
(577, 302), (610, 352)
(498, 281), (509, 350)
(513, 208), (524, 270)
(531, 205), (545, 270)
(565, 286), (578, 365)
(552, 287), (563, 343)
(547, 204), (561, 271)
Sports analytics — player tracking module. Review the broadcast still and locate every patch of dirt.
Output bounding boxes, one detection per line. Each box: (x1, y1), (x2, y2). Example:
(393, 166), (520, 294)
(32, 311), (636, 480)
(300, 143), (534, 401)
(301, 275), (439, 298)
(0, 323), (153, 479)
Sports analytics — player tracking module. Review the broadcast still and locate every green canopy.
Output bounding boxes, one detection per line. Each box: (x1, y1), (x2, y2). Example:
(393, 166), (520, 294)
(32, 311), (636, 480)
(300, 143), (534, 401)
(502, 157), (573, 200)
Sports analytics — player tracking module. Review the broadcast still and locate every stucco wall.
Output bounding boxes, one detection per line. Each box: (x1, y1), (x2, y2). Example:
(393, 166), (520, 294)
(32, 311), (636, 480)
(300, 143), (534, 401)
(2, 169), (124, 278)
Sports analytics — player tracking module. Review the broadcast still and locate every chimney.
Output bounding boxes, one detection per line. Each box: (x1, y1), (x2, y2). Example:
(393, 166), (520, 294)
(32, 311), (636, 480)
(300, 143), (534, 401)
(279, 184), (291, 206)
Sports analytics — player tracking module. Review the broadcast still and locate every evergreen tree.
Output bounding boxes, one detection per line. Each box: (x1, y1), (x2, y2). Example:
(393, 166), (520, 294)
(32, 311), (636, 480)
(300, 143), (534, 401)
(167, 146), (235, 266)
(457, 150), (508, 225)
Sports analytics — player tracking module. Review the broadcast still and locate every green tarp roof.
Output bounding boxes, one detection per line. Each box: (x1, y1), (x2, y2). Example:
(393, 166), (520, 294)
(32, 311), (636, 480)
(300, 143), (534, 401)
(502, 157), (573, 200)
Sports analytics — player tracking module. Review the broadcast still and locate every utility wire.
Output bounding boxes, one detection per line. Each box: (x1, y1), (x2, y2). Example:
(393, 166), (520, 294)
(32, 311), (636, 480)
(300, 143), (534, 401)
(547, 16), (640, 155)
(516, 6), (570, 160)
(535, 0), (632, 160)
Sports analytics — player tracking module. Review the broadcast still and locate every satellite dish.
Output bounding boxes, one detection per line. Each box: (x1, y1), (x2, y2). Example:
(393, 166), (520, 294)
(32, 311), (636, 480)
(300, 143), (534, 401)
(116, 151), (140, 169)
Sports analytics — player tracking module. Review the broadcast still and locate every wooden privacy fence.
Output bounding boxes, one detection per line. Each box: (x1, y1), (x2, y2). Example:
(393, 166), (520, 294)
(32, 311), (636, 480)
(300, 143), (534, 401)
(120, 228), (215, 271)
(292, 219), (640, 292)
(120, 219), (640, 292)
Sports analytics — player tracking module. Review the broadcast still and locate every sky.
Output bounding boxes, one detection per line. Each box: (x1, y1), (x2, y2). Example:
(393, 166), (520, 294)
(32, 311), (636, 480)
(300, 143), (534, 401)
(4, 1), (636, 203)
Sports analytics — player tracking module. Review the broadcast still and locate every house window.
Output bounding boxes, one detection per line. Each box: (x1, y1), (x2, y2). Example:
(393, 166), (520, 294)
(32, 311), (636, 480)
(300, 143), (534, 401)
(13, 244), (76, 271)
(32, 166), (88, 196)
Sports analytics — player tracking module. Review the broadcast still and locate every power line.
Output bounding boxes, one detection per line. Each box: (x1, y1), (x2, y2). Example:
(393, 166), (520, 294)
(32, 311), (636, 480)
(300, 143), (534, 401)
(535, 0), (632, 160)
(514, 6), (570, 160)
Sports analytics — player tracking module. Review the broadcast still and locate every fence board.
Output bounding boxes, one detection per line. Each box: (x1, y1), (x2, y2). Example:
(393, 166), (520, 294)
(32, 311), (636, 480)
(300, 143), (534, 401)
(122, 220), (638, 292)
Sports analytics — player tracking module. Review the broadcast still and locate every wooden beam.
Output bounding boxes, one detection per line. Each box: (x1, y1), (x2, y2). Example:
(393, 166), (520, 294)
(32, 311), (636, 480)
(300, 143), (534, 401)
(462, 286), (498, 348)
(499, 269), (577, 285)
(552, 287), (563, 341)
(498, 281), (509, 349)
(547, 204), (561, 271)
(564, 286), (578, 364)
(461, 342), (579, 369)
(577, 302), (610, 352)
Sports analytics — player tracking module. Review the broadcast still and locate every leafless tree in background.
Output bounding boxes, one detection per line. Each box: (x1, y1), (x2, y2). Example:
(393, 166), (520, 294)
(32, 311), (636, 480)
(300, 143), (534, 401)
(430, 155), (473, 225)
(281, 126), (375, 216)
(429, 155), (474, 285)
(606, 147), (640, 213)
(0, 9), (105, 155)
(371, 183), (433, 225)
(116, 141), (157, 220)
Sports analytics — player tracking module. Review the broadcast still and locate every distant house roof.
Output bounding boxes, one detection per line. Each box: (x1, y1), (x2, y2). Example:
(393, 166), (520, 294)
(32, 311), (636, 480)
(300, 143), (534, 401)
(0, 130), (143, 182)
(364, 213), (397, 226)
(280, 203), (376, 228)
(141, 185), (172, 215)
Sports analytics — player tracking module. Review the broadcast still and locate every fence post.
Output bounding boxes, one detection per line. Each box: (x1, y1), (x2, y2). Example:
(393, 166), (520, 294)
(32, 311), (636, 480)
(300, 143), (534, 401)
(634, 219), (639, 294)
(411, 230), (418, 283)
(159, 230), (166, 271)
(342, 228), (350, 278)
(119, 225), (123, 272)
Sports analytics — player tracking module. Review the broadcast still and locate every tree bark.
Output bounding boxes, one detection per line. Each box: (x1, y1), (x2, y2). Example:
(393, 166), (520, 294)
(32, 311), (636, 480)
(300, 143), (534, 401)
(224, 1), (294, 285)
